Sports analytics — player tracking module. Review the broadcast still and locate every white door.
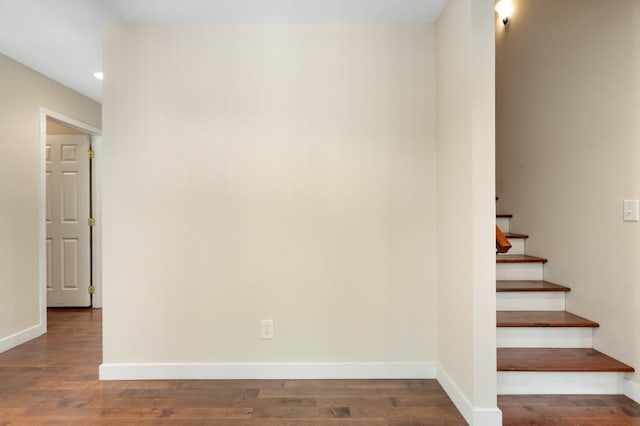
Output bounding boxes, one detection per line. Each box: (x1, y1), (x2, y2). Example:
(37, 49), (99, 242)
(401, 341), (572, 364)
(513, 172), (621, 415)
(46, 135), (91, 307)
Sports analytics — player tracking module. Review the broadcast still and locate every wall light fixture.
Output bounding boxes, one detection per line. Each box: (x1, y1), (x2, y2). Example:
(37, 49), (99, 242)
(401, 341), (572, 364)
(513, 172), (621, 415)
(495, 0), (513, 25)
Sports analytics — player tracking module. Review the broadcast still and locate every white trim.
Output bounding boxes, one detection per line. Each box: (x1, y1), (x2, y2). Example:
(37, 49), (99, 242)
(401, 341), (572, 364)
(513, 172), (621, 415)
(496, 262), (544, 281)
(497, 327), (592, 348)
(496, 217), (510, 233)
(624, 378), (640, 404)
(496, 291), (565, 311)
(38, 109), (102, 317)
(496, 237), (524, 255)
(498, 371), (627, 395)
(91, 136), (103, 308)
(472, 408), (504, 426)
(437, 365), (473, 423)
(437, 365), (502, 426)
(0, 323), (46, 354)
(43, 109), (101, 135)
(38, 111), (48, 331)
(99, 362), (436, 381)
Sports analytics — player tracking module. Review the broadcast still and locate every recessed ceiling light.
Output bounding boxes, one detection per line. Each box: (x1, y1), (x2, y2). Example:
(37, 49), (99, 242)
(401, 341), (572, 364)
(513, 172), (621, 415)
(93, 71), (104, 81)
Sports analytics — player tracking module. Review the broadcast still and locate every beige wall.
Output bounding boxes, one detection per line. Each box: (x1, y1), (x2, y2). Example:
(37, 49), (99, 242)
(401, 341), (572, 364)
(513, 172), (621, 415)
(497, 0), (640, 388)
(437, 0), (474, 400)
(0, 53), (101, 345)
(436, 0), (498, 421)
(102, 25), (438, 366)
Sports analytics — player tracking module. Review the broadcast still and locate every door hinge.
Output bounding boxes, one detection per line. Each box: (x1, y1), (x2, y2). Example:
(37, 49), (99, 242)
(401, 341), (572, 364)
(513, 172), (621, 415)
(88, 217), (96, 227)
(88, 285), (95, 295)
(87, 150), (95, 159)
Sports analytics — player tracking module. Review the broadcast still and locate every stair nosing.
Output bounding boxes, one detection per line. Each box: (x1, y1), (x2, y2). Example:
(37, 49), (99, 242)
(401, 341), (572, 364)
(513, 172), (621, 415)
(496, 280), (571, 292)
(497, 311), (600, 328)
(497, 348), (635, 373)
(496, 280), (571, 293)
(496, 255), (548, 264)
(503, 232), (528, 239)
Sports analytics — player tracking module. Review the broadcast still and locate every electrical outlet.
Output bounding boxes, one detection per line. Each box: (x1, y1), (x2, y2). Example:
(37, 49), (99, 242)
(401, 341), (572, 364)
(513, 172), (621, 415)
(261, 320), (273, 339)
(623, 200), (639, 222)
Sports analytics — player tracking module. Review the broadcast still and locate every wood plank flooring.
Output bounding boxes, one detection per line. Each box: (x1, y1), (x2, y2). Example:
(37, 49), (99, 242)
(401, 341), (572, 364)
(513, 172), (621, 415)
(499, 395), (640, 425)
(2, 309), (640, 424)
(0, 309), (466, 425)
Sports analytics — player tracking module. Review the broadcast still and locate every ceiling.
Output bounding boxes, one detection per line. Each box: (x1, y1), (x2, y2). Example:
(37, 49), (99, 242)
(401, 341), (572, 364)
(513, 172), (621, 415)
(0, 0), (448, 103)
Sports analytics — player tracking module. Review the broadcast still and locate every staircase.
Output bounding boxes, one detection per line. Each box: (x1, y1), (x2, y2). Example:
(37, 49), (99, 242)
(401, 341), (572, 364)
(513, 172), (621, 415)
(495, 213), (634, 395)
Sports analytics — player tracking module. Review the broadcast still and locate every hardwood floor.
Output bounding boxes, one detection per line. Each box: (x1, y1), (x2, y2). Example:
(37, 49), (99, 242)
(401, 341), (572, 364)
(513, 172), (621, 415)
(0, 309), (466, 425)
(2, 309), (640, 425)
(499, 395), (640, 425)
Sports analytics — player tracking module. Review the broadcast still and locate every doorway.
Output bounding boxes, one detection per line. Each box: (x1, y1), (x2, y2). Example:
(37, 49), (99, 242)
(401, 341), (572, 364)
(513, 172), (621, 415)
(39, 110), (102, 327)
(46, 121), (92, 307)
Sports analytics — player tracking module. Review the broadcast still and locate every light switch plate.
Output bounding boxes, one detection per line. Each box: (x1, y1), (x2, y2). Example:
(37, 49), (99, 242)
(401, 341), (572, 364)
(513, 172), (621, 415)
(623, 200), (639, 222)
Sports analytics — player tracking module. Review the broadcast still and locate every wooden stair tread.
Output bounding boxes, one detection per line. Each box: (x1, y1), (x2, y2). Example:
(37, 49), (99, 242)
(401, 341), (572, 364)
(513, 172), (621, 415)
(497, 280), (570, 292)
(504, 232), (528, 239)
(497, 311), (599, 328)
(498, 348), (635, 372)
(496, 255), (548, 264)
(497, 214), (513, 218)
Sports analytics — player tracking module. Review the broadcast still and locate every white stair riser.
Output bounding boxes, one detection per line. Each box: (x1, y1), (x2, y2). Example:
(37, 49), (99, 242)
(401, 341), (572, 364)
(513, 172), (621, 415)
(496, 217), (510, 233)
(496, 262), (544, 280)
(497, 292), (566, 311)
(498, 371), (627, 395)
(497, 328), (593, 348)
(497, 238), (525, 255)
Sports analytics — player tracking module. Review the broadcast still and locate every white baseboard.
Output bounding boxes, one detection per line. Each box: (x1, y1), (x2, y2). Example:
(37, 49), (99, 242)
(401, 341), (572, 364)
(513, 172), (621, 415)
(624, 378), (640, 404)
(99, 362), (436, 381)
(0, 323), (46, 354)
(472, 408), (504, 426)
(437, 365), (502, 426)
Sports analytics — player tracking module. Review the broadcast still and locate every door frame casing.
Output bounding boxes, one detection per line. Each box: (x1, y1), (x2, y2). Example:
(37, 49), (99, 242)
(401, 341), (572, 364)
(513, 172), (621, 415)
(39, 109), (102, 328)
